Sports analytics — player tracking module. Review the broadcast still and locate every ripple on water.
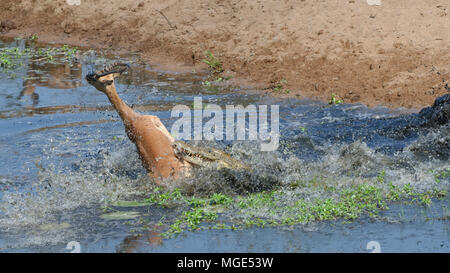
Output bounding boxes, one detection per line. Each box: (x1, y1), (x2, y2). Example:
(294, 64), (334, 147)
(0, 38), (448, 251)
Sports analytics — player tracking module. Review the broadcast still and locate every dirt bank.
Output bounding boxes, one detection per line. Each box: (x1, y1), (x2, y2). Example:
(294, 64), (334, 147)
(1, 0), (449, 109)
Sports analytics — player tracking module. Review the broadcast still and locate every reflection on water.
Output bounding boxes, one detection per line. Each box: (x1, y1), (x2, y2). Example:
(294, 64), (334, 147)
(18, 61), (82, 106)
(0, 37), (448, 252)
(21, 119), (115, 135)
(117, 225), (165, 253)
(128, 200), (450, 253)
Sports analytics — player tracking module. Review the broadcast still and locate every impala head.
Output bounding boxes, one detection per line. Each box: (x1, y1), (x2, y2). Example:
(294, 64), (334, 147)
(85, 62), (130, 94)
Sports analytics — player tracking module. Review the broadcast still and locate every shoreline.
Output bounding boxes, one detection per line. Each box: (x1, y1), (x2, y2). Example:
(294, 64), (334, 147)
(1, 0), (449, 109)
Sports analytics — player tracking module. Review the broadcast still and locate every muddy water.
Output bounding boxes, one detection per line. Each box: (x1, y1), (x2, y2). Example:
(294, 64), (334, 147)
(0, 38), (448, 252)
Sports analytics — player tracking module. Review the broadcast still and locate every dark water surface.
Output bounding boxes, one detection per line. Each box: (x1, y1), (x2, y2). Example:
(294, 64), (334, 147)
(0, 38), (448, 253)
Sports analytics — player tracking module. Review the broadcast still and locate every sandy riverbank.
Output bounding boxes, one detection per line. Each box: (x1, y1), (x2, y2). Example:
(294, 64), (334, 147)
(1, 0), (449, 108)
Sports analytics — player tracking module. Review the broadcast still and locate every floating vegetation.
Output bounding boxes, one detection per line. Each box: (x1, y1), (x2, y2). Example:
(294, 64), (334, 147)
(39, 222), (71, 232)
(0, 37), (448, 251)
(270, 79), (290, 94)
(29, 34), (39, 43)
(100, 211), (141, 220)
(112, 169), (448, 238)
(329, 93), (344, 105)
(0, 42), (79, 76)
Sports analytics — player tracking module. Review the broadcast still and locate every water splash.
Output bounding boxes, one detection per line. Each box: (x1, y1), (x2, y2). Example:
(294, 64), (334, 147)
(0, 38), (448, 251)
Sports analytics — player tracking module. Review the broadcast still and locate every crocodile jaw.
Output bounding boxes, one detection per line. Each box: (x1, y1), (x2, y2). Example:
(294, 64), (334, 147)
(173, 141), (249, 170)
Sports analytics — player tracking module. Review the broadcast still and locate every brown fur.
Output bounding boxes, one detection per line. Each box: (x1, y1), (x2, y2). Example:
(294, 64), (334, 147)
(86, 66), (191, 183)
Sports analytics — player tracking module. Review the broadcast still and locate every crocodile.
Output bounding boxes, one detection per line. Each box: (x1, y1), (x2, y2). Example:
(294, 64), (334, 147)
(173, 141), (249, 171)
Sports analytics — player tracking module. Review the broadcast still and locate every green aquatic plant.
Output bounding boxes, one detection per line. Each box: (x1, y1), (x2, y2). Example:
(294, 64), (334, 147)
(329, 93), (344, 105)
(99, 168), (447, 238)
(163, 204), (221, 237)
(95, 171), (449, 238)
(201, 80), (212, 86)
(60, 44), (78, 60)
(0, 43), (79, 75)
(270, 79), (290, 94)
(145, 187), (184, 208)
(29, 34), (39, 42)
(377, 170), (386, 183)
(200, 51), (232, 91)
(210, 193), (233, 206)
(387, 182), (401, 201)
(431, 168), (450, 184)
(202, 50), (223, 75)
(0, 53), (14, 69)
(214, 76), (232, 82)
(135, 176), (448, 238)
(201, 75), (233, 86)
(0, 47), (27, 70)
